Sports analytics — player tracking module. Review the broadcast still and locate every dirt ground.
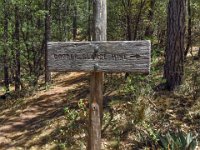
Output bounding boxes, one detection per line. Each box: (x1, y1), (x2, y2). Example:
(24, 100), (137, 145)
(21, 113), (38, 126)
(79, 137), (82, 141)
(0, 72), (89, 150)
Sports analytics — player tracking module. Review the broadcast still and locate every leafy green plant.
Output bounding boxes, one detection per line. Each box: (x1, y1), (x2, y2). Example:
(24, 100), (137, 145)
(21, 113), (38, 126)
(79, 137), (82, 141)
(138, 125), (198, 150)
(57, 143), (66, 150)
(63, 107), (79, 121)
(123, 75), (152, 100)
(143, 122), (160, 143)
(158, 131), (197, 150)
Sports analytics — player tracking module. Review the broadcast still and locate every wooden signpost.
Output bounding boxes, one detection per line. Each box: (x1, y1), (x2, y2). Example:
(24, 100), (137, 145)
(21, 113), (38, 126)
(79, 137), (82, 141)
(48, 0), (150, 149)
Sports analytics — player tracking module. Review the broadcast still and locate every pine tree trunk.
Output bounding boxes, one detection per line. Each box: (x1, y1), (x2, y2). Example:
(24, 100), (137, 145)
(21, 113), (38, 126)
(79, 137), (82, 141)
(144, 0), (155, 37)
(73, 1), (78, 40)
(125, 0), (146, 78)
(58, 2), (62, 41)
(133, 0), (146, 40)
(121, 0), (133, 40)
(3, 0), (9, 92)
(185, 0), (192, 58)
(63, 0), (69, 41)
(45, 0), (51, 84)
(87, 0), (92, 41)
(164, 0), (186, 90)
(127, 0), (132, 40)
(14, 6), (21, 91)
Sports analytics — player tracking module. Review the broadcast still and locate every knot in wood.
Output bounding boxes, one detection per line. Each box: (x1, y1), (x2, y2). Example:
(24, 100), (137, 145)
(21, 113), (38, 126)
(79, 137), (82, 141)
(94, 63), (99, 71)
(91, 103), (99, 111)
(94, 46), (99, 54)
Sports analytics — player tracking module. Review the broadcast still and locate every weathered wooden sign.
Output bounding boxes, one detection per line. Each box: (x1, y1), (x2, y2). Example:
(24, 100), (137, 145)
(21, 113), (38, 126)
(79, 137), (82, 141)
(48, 0), (151, 149)
(48, 41), (151, 73)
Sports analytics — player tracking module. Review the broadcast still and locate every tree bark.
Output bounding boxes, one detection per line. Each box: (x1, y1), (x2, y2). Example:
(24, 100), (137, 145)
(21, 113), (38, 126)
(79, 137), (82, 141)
(73, 1), (78, 40)
(58, 2), (62, 41)
(127, 0), (132, 40)
(122, 0), (132, 40)
(14, 6), (21, 91)
(164, 0), (186, 91)
(63, 0), (69, 41)
(3, 0), (9, 92)
(185, 0), (192, 58)
(88, 0), (107, 149)
(133, 0), (146, 40)
(144, 0), (156, 37)
(45, 0), (51, 84)
(87, 0), (92, 41)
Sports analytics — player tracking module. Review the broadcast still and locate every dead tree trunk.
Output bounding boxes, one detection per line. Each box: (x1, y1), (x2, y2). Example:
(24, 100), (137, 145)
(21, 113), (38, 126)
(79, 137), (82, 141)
(164, 0), (186, 90)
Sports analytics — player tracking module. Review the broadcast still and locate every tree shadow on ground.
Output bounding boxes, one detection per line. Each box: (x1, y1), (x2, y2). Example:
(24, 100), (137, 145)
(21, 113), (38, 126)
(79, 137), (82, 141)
(0, 73), (90, 149)
(153, 90), (200, 137)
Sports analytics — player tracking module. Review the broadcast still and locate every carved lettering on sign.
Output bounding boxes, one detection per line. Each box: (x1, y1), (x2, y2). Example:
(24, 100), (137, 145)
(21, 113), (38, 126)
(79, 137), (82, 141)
(53, 53), (128, 61)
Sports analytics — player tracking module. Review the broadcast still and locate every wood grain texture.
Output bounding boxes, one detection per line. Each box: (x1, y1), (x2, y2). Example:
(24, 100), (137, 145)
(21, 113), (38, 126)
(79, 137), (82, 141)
(88, 0), (107, 150)
(89, 72), (103, 150)
(89, 102), (101, 150)
(48, 41), (151, 73)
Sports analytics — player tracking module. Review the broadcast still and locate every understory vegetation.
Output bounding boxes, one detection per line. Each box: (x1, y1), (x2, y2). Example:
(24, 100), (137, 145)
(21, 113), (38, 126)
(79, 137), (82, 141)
(0, 50), (199, 149)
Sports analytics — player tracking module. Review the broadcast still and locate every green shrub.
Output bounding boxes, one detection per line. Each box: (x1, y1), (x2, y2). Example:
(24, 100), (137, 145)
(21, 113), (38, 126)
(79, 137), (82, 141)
(158, 130), (197, 150)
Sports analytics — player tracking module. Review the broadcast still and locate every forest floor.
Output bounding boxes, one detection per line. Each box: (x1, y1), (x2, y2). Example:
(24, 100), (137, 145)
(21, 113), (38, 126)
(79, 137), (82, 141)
(0, 72), (90, 149)
(0, 50), (200, 150)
